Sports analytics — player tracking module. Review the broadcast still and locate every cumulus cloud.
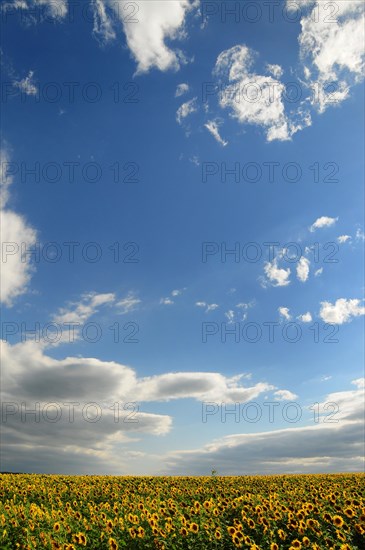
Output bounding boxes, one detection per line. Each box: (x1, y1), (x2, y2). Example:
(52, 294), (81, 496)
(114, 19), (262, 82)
(310, 216), (338, 232)
(175, 83), (190, 97)
(274, 389), (298, 401)
(204, 120), (228, 146)
(265, 63), (283, 79)
(296, 257), (310, 282)
(278, 307), (291, 321)
(213, 45), (310, 142)
(163, 379), (365, 475)
(135, 372), (274, 404)
(1, 340), (276, 406)
(319, 298), (365, 324)
(263, 259), (291, 287)
(297, 312), (312, 323)
(94, 0), (196, 74)
(0, 340), (279, 472)
(0, 342), (172, 474)
(296, 1), (365, 113)
(0, 145), (38, 306)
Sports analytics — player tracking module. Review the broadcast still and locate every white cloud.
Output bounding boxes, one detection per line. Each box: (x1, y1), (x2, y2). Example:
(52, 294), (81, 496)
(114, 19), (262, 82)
(274, 389), (298, 401)
(135, 372), (274, 404)
(278, 307), (291, 321)
(309, 216), (338, 232)
(337, 235), (351, 244)
(213, 45), (310, 142)
(222, 302), (253, 323)
(176, 97), (198, 124)
(116, 292), (141, 314)
(171, 289), (184, 297)
(314, 267), (323, 277)
(163, 379), (365, 475)
(319, 298), (365, 324)
(298, 312), (312, 323)
(204, 120), (228, 147)
(195, 301), (219, 313)
(0, 340), (278, 472)
(225, 310), (235, 324)
(97, 0), (196, 74)
(296, 257), (310, 282)
(13, 70), (38, 96)
(286, 0), (315, 11)
(297, 1), (365, 113)
(161, 288), (185, 305)
(160, 297), (174, 305)
(356, 228), (365, 241)
(263, 259), (291, 287)
(0, 340), (172, 473)
(235, 302), (253, 318)
(0, 146), (13, 209)
(175, 83), (190, 97)
(0, 146), (38, 307)
(53, 292), (116, 326)
(92, 0), (116, 42)
(2, 0), (68, 19)
(236, 302), (250, 309)
(1, 340), (275, 406)
(189, 155), (200, 166)
(266, 63), (283, 79)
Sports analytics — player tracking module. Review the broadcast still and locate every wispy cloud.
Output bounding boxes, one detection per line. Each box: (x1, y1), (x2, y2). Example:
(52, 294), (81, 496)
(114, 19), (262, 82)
(204, 120), (228, 147)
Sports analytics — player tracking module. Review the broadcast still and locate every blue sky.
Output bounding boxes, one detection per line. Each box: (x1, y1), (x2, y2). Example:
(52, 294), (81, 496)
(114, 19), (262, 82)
(0, 0), (364, 475)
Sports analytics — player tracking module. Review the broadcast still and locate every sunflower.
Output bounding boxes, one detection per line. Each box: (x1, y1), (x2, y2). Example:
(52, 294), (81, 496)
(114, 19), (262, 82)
(108, 538), (118, 550)
(227, 526), (236, 536)
(106, 520), (113, 532)
(53, 522), (60, 532)
(247, 518), (255, 529)
(343, 508), (355, 518)
(78, 533), (86, 546)
(291, 540), (302, 549)
(215, 530), (222, 540)
(332, 515), (344, 528)
(270, 543), (279, 550)
(128, 527), (136, 539)
(189, 523), (199, 533)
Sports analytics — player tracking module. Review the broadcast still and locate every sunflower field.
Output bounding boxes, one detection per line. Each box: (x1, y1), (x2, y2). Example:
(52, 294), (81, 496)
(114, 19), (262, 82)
(1, 473), (364, 549)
